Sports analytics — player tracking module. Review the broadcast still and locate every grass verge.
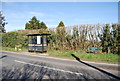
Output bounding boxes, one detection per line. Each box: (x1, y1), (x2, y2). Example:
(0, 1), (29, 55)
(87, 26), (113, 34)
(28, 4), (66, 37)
(1, 47), (28, 52)
(48, 49), (120, 64)
(1, 47), (119, 64)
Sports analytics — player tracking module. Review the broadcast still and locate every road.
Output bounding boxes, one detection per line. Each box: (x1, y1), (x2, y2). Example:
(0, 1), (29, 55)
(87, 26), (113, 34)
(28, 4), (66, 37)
(1, 51), (120, 80)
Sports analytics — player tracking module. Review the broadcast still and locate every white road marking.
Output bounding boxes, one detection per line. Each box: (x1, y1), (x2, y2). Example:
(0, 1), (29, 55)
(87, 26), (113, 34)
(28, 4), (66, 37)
(4, 51), (118, 66)
(14, 60), (83, 76)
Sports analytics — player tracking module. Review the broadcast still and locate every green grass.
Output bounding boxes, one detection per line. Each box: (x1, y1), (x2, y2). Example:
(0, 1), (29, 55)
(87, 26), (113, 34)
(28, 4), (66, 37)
(48, 49), (120, 64)
(1, 46), (119, 64)
(1, 47), (28, 52)
(1, 47), (15, 51)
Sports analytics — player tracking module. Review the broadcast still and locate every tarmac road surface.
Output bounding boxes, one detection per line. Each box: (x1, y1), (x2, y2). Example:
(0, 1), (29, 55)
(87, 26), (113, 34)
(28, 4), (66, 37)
(1, 51), (120, 80)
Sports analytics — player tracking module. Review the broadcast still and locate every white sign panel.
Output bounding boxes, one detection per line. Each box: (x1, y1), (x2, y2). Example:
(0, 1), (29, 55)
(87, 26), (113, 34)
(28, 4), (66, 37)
(37, 36), (41, 44)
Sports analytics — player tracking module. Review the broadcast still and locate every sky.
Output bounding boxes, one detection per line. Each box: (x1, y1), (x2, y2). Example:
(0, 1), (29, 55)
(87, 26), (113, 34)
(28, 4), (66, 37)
(1, 2), (118, 32)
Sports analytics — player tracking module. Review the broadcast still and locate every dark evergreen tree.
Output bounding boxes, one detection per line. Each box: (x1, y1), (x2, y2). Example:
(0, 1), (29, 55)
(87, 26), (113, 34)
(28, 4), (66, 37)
(57, 21), (65, 27)
(110, 24), (119, 54)
(56, 21), (66, 49)
(0, 11), (7, 33)
(25, 16), (47, 29)
(25, 23), (30, 29)
(98, 24), (111, 53)
(56, 21), (66, 35)
(99, 24), (119, 54)
(40, 22), (47, 29)
(25, 16), (40, 29)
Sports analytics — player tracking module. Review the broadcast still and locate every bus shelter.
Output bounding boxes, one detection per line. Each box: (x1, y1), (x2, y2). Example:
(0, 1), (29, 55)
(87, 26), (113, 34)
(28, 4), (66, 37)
(27, 33), (51, 52)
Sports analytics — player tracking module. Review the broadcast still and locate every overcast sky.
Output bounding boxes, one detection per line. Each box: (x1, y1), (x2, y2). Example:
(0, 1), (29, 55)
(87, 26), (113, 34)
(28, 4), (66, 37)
(1, 2), (118, 32)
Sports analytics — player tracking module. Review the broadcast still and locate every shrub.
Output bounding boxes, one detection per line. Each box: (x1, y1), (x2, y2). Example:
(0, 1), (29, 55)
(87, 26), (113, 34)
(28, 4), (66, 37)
(2, 32), (28, 48)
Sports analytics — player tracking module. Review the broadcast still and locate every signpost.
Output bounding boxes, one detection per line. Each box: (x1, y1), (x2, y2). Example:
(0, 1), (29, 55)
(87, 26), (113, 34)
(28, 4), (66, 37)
(88, 47), (99, 53)
(88, 47), (99, 51)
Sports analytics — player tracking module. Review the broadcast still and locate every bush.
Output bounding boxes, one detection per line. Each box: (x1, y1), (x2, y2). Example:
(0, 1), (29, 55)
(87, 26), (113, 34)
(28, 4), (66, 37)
(2, 32), (28, 48)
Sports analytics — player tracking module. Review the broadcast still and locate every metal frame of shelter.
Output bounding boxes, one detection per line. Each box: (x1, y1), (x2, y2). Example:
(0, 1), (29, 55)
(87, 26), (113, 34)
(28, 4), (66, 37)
(27, 33), (51, 52)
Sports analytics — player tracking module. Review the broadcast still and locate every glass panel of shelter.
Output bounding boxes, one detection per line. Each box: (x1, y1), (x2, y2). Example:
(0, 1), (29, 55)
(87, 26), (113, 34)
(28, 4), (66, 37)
(43, 35), (47, 44)
(29, 35), (47, 45)
(29, 36), (37, 44)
